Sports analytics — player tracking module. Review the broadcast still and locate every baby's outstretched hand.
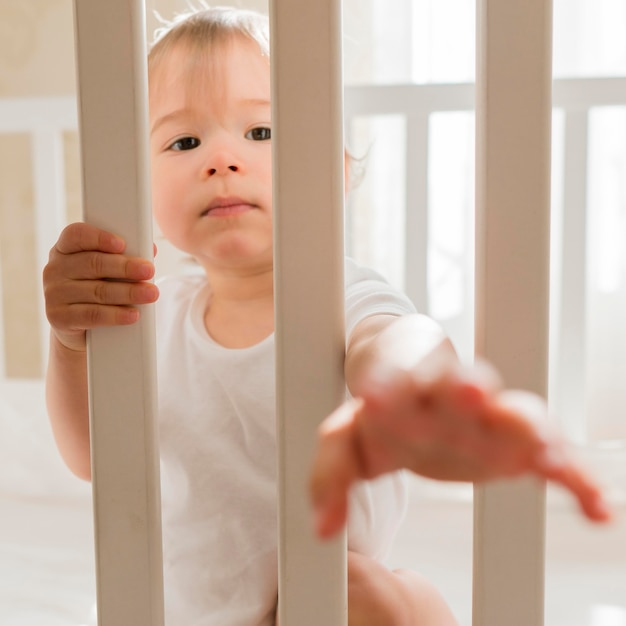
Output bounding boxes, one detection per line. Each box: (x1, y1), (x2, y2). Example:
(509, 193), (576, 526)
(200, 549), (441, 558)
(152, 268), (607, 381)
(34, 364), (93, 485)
(310, 360), (613, 539)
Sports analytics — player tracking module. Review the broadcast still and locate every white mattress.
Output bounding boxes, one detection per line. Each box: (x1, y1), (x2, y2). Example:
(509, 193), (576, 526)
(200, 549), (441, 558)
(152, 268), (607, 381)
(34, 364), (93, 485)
(0, 380), (95, 626)
(0, 496), (95, 626)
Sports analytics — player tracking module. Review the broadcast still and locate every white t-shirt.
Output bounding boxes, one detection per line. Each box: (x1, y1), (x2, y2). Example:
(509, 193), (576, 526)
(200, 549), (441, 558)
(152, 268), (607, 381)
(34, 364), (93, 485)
(156, 258), (416, 625)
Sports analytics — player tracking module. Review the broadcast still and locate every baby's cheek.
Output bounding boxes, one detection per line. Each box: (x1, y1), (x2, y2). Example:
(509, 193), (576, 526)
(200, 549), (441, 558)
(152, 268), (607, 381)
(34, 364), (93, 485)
(151, 198), (180, 244)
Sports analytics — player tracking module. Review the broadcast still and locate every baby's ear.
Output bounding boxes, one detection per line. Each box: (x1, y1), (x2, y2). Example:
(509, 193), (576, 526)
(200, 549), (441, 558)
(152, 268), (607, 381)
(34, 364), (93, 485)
(344, 147), (366, 194)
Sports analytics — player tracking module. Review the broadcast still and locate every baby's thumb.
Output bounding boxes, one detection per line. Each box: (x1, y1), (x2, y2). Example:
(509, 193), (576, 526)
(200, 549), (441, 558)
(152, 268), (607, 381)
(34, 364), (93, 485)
(309, 400), (363, 538)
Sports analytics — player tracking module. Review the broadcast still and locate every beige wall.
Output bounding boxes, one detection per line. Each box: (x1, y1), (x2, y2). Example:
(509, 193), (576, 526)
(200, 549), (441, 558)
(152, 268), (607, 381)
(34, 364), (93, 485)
(0, 135), (40, 377)
(0, 0), (76, 97)
(0, 0), (269, 99)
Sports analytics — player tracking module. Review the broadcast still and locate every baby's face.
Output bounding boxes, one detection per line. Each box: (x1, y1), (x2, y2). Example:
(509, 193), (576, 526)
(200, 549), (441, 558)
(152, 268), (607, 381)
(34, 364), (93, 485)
(149, 37), (274, 274)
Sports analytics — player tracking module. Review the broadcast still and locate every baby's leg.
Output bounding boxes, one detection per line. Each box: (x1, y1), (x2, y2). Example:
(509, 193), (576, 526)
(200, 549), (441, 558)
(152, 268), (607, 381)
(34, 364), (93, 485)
(348, 551), (459, 626)
(274, 551), (458, 626)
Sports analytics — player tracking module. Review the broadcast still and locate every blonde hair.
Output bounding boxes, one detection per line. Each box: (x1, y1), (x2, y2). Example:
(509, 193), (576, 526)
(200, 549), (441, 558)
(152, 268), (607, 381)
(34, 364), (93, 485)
(149, 4), (269, 72)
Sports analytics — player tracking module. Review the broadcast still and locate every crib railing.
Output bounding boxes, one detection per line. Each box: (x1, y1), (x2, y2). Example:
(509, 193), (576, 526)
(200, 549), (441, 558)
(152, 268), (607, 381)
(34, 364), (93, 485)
(3, 77), (625, 392)
(1, 41), (625, 626)
(346, 75), (626, 438)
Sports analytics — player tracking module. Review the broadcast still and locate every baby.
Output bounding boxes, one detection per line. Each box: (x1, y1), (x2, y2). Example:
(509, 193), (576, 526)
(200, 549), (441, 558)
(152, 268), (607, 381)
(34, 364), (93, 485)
(43, 6), (610, 626)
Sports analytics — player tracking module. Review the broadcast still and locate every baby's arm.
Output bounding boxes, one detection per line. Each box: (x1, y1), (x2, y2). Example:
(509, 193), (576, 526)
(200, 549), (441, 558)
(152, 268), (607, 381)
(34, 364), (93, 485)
(43, 222), (158, 479)
(310, 313), (613, 538)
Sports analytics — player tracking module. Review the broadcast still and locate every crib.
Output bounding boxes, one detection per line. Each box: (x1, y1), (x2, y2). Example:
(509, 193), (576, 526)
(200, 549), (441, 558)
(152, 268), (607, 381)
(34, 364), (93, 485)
(1, 0), (626, 625)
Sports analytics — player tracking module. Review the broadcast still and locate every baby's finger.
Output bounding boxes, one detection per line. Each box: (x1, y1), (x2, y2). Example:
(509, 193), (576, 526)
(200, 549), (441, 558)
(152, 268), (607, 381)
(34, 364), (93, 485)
(45, 274), (158, 333)
(66, 303), (142, 329)
(63, 278), (159, 307)
(472, 391), (554, 466)
(54, 222), (126, 255)
(494, 391), (613, 522)
(534, 447), (614, 523)
(61, 250), (155, 282)
(310, 400), (363, 538)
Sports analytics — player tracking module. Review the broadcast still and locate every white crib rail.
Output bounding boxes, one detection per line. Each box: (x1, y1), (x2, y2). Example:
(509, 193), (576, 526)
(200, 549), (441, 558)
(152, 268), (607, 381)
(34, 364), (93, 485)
(270, 0), (348, 623)
(472, 1), (552, 623)
(72, 1), (163, 624)
(345, 77), (626, 368)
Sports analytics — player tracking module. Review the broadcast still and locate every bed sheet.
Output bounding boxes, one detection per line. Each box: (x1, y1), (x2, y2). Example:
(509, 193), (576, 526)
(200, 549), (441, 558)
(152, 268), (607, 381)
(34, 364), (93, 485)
(1, 379), (95, 625)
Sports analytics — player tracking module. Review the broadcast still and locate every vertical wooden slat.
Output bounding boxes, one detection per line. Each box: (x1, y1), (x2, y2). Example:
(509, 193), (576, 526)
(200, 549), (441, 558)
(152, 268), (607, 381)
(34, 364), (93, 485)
(0, 245), (4, 379)
(473, 1), (552, 625)
(270, 0), (348, 624)
(405, 112), (430, 312)
(72, 1), (164, 625)
(32, 129), (67, 375)
(0, 136), (40, 378)
(553, 110), (589, 443)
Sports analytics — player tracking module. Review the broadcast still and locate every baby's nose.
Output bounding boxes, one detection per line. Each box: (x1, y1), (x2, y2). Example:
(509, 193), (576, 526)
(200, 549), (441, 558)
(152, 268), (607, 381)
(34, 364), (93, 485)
(205, 146), (242, 176)
(208, 163), (239, 176)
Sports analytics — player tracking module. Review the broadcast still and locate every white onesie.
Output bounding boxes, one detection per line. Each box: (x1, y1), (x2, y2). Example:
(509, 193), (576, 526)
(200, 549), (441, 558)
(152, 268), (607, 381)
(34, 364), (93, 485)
(156, 258), (416, 625)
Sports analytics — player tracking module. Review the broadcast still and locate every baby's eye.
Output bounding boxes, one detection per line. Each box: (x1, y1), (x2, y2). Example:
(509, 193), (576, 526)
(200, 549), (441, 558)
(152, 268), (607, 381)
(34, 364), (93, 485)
(169, 136), (201, 151)
(245, 127), (271, 141)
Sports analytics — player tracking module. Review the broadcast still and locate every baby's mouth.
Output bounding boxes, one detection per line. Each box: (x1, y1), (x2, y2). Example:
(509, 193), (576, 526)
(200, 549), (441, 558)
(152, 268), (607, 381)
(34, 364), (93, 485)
(201, 197), (255, 217)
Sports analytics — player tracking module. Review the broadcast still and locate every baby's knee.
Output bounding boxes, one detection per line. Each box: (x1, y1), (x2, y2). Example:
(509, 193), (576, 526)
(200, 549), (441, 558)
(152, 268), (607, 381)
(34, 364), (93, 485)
(390, 568), (460, 626)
